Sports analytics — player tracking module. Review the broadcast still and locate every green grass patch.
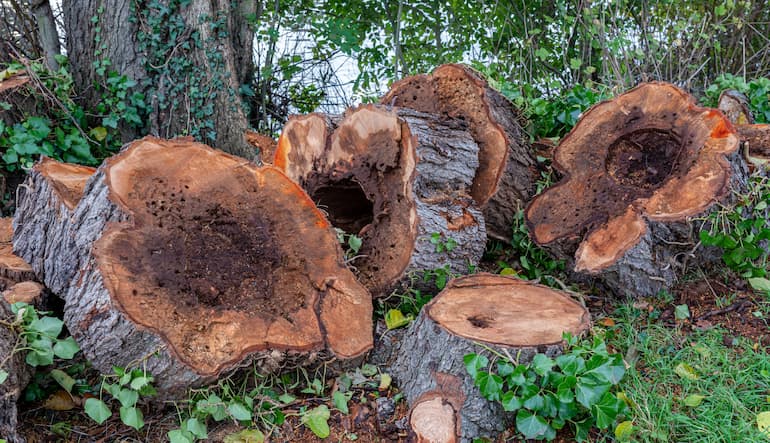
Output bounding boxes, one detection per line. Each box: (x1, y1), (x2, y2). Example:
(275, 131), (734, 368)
(607, 303), (770, 442)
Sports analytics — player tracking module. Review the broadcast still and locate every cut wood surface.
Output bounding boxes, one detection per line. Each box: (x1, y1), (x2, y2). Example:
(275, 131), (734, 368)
(44, 137), (373, 396)
(13, 157), (95, 295)
(2, 281), (44, 306)
(391, 273), (590, 442)
(381, 64), (537, 241)
(717, 89), (770, 164)
(736, 124), (770, 160)
(245, 130), (278, 164)
(0, 301), (31, 443)
(526, 82), (745, 297)
(276, 105), (486, 297)
(0, 218), (35, 283)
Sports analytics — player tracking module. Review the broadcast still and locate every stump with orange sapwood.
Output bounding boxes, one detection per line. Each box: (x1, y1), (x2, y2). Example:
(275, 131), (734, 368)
(35, 137), (373, 396)
(390, 274), (591, 442)
(13, 157), (95, 296)
(275, 105), (486, 297)
(526, 82), (746, 297)
(717, 90), (770, 165)
(381, 64), (538, 241)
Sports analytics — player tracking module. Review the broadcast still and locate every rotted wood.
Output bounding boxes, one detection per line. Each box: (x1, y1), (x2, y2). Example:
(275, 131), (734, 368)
(13, 157), (95, 296)
(275, 105), (486, 297)
(0, 301), (31, 443)
(52, 137), (372, 397)
(526, 82), (746, 297)
(390, 274), (591, 442)
(381, 64), (538, 241)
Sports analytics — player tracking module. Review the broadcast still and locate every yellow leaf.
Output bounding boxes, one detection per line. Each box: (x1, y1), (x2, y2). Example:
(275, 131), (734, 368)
(617, 391), (637, 410)
(614, 420), (634, 440)
(757, 411), (770, 436)
(90, 126), (108, 142)
(598, 318), (616, 327)
(683, 394), (705, 408)
(500, 268), (517, 276)
(379, 373), (392, 391)
(43, 390), (77, 411)
(674, 363), (699, 380)
(384, 309), (412, 330)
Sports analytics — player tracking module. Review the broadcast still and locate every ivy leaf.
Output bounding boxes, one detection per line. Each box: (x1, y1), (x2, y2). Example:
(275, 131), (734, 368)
(222, 429), (265, 443)
(84, 398), (112, 424)
(575, 374), (610, 408)
(119, 406), (145, 430)
(53, 337), (80, 359)
(464, 353), (488, 380)
(501, 391), (522, 412)
(532, 354), (555, 376)
(588, 354), (626, 384)
(301, 405), (331, 438)
(592, 392), (623, 429)
(29, 316), (63, 337)
(49, 369), (76, 393)
(117, 388), (139, 408)
(228, 401), (252, 421)
(674, 304), (691, 320)
(749, 277), (770, 293)
(184, 417), (208, 439)
(168, 429), (194, 443)
(476, 372), (504, 401)
(332, 390), (350, 414)
(615, 420), (634, 440)
(129, 376), (152, 391)
(384, 309), (412, 330)
(515, 409), (550, 439)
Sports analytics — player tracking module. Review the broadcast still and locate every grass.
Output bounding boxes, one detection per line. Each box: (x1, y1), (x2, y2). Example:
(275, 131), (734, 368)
(606, 301), (770, 442)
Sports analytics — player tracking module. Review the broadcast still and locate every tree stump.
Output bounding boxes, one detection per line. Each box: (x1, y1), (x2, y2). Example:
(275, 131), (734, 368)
(18, 137), (374, 396)
(275, 105), (486, 297)
(0, 301), (31, 443)
(381, 64), (537, 241)
(391, 273), (591, 441)
(526, 82), (745, 297)
(13, 158), (95, 296)
(718, 89), (770, 165)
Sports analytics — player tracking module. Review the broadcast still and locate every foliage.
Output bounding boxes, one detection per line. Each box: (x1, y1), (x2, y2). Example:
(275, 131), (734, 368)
(0, 303), (80, 385)
(465, 333), (629, 441)
(430, 232), (457, 254)
(335, 227), (363, 262)
(699, 172), (770, 293)
(702, 74), (770, 123)
(85, 366), (157, 430)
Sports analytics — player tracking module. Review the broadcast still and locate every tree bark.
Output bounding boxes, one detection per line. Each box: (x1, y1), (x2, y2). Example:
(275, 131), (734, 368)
(390, 274), (591, 442)
(13, 157), (95, 296)
(0, 301), (31, 443)
(381, 64), (538, 241)
(29, 0), (61, 71)
(526, 82), (746, 297)
(22, 137), (373, 396)
(63, 0), (258, 158)
(275, 106), (487, 297)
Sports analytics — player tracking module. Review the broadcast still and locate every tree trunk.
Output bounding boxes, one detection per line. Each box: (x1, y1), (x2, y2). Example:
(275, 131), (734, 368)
(13, 157), (95, 296)
(526, 82), (746, 297)
(275, 106), (487, 297)
(381, 64), (538, 241)
(16, 137), (372, 396)
(390, 274), (591, 442)
(0, 301), (31, 443)
(29, 0), (61, 71)
(63, 0), (258, 158)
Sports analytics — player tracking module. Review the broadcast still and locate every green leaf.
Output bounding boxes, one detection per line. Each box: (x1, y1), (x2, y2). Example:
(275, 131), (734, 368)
(197, 394), (228, 421)
(119, 406), (144, 430)
(228, 401), (252, 421)
(683, 394), (705, 408)
(615, 420), (634, 440)
(223, 429), (265, 443)
(184, 417), (208, 439)
(347, 235), (362, 254)
(333, 390), (350, 414)
(84, 398), (112, 424)
(515, 409), (550, 439)
(588, 355), (626, 385)
(501, 391), (522, 412)
(25, 117), (51, 139)
(593, 392), (624, 429)
(477, 372), (504, 401)
(0, 370), (8, 385)
(758, 411), (770, 435)
(130, 376), (152, 391)
(49, 369), (76, 392)
(117, 388), (138, 408)
(674, 363), (699, 380)
(464, 353), (488, 380)
(26, 339), (54, 366)
(674, 304), (691, 320)
(89, 126), (108, 142)
(168, 429), (194, 443)
(53, 337), (80, 359)
(576, 375), (611, 408)
(301, 405), (331, 438)
(532, 354), (554, 376)
(29, 316), (64, 337)
(749, 277), (770, 293)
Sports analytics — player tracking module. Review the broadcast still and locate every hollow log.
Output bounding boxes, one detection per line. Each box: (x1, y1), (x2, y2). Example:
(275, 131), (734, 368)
(0, 301), (31, 443)
(381, 64), (537, 241)
(275, 106), (486, 297)
(391, 273), (591, 442)
(13, 157), (96, 296)
(526, 82), (745, 297)
(19, 137), (376, 396)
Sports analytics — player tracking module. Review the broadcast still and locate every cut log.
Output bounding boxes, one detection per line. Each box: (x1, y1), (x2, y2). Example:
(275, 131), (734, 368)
(0, 218), (35, 283)
(275, 105), (486, 297)
(390, 273), (591, 442)
(0, 301), (31, 443)
(246, 130), (278, 164)
(40, 137), (372, 396)
(2, 281), (44, 306)
(381, 64), (537, 241)
(525, 82), (745, 297)
(13, 157), (96, 296)
(717, 89), (770, 166)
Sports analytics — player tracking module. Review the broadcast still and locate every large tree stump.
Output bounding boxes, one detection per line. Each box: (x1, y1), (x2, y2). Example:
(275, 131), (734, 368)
(275, 105), (486, 297)
(526, 82), (745, 297)
(13, 157), (95, 296)
(381, 64), (537, 241)
(391, 274), (591, 442)
(19, 137), (373, 396)
(0, 301), (31, 443)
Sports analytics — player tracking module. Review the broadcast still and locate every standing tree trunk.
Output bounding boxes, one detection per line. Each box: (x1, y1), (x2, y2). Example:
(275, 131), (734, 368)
(526, 83), (745, 297)
(62, 0), (259, 159)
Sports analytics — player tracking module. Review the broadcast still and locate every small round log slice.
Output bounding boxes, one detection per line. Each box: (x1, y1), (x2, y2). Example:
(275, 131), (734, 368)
(526, 82), (745, 297)
(391, 273), (591, 442)
(275, 105), (486, 297)
(2, 281), (44, 306)
(0, 218), (35, 283)
(62, 136), (372, 396)
(381, 64), (537, 241)
(0, 301), (31, 443)
(13, 157), (96, 295)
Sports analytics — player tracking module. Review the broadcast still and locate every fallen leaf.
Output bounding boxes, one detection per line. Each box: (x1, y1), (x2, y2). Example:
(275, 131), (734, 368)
(43, 390), (77, 411)
(598, 318), (616, 327)
(683, 394), (705, 408)
(757, 411), (770, 436)
(674, 363), (699, 380)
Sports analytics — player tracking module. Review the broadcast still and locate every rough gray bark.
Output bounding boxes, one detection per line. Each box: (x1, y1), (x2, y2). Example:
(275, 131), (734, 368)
(276, 106), (486, 297)
(30, 0), (61, 71)
(0, 301), (31, 443)
(13, 157), (95, 296)
(63, 0), (258, 158)
(390, 274), (591, 442)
